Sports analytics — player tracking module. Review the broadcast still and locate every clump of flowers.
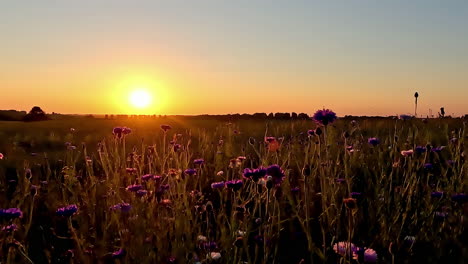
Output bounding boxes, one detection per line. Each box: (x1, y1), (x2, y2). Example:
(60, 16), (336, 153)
(415, 146), (426, 154)
(266, 164), (285, 185)
(56, 205), (78, 217)
(112, 127), (131, 138)
(141, 174), (154, 181)
(313, 109), (337, 126)
(112, 248), (126, 259)
(226, 180), (243, 191)
(2, 224), (18, 233)
(0, 208), (23, 219)
(126, 184), (143, 192)
(243, 167), (267, 182)
(0, 153), (4, 160)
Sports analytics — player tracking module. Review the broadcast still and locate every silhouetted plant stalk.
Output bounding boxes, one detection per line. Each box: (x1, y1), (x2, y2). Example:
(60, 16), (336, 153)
(414, 92), (419, 117)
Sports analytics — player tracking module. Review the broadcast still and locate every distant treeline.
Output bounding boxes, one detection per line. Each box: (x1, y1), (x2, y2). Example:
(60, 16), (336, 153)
(1, 108), (467, 121)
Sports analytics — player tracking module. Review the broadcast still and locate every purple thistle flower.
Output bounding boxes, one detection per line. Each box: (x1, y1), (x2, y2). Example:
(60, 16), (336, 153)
(307, 129), (315, 136)
(350, 192), (362, 198)
(2, 224), (18, 233)
(184, 168), (197, 176)
(141, 174), (154, 181)
(226, 180), (243, 191)
(368, 137), (380, 146)
(434, 211), (448, 220)
(414, 146), (426, 154)
(56, 205), (78, 217)
(431, 146), (445, 153)
(243, 167), (267, 182)
(451, 193), (467, 203)
(136, 189), (148, 197)
(112, 127), (122, 135)
(431, 191), (444, 198)
(313, 109), (337, 126)
(423, 163), (433, 170)
(363, 248), (378, 263)
(266, 164), (285, 185)
(211, 181), (225, 189)
(110, 203), (132, 213)
(126, 184), (143, 192)
(112, 248), (126, 259)
(122, 127), (131, 135)
(194, 159), (204, 165)
(200, 241), (218, 250)
(153, 175), (162, 181)
(333, 241), (358, 257)
(160, 124), (171, 132)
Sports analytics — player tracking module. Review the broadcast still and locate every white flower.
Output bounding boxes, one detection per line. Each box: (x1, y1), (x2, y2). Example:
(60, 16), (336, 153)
(197, 235), (207, 242)
(216, 171), (224, 176)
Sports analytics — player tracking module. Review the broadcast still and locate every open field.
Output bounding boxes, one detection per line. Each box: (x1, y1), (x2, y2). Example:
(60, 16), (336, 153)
(0, 117), (467, 263)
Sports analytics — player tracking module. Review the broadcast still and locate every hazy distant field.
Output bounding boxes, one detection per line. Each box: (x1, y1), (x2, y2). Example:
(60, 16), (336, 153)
(0, 117), (466, 263)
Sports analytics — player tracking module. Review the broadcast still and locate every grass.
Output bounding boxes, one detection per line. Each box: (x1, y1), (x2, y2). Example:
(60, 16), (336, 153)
(0, 116), (467, 263)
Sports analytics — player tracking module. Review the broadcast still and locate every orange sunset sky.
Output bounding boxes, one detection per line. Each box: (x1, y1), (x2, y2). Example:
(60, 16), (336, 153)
(1, 1), (467, 116)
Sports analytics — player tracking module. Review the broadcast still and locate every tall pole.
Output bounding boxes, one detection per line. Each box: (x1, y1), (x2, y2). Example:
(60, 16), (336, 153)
(414, 92), (419, 117)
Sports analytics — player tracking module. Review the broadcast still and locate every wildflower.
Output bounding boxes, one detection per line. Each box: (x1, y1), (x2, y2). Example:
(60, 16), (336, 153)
(363, 248), (378, 263)
(160, 124), (171, 132)
(136, 190), (148, 197)
(110, 203), (132, 213)
(313, 109), (337, 126)
(141, 174), (154, 181)
(218, 139), (224, 145)
(434, 211), (448, 219)
(112, 249), (126, 259)
(431, 146), (445, 153)
(415, 146), (426, 154)
(266, 164), (285, 185)
(194, 159), (204, 165)
(122, 127), (131, 135)
(265, 136), (276, 143)
(368, 138), (380, 146)
(314, 127), (322, 136)
(233, 130), (239, 134)
(2, 224), (18, 233)
(216, 171), (224, 176)
(401, 149), (414, 156)
(112, 127), (123, 137)
(243, 167), (267, 182)
(201, 241), (218, 250)
(0, 208), (23, 219)
(153, 175), (162, 181)
(160, 199), (172, 206)
(0, 153), (4, 159)
(56, 205), (78, 217)
(307, 130), (315, 136)
(451, 193), (467, 203)
(126, 184), (143, 192)
(350, 192), (362, 198)
(333, 241), (358, 257)
(211, 181), (225, 189)
(70, 128), (75, 132)
(225, 180), (243, 191)
(430, 191), (443, 198)
(423, 163), (433, 170)
(197, 235), (208, 242)
(184, 168), (197, 176)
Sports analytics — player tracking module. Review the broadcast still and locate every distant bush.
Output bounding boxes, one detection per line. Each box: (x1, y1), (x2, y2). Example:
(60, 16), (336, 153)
(22, 106), (49, 122)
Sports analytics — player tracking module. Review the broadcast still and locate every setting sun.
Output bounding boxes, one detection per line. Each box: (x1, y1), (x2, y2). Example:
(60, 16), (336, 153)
(129, 90), (152, 109)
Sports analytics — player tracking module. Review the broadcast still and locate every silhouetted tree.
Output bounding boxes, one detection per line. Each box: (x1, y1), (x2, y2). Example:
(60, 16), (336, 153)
(298, 113), (310, 120)
(291, 112), (298, 119)
(23, 106), (49, 122)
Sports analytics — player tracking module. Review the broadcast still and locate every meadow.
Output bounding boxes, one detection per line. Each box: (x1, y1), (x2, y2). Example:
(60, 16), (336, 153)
(0, 114), (466, 264)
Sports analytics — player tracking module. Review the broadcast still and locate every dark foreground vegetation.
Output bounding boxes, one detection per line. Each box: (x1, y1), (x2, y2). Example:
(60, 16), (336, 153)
(0, 113), (467, 263)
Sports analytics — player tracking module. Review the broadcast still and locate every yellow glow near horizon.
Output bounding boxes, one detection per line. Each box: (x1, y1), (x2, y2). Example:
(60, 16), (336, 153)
(129, 89), (151, 108)
(109, 73), (169, 115)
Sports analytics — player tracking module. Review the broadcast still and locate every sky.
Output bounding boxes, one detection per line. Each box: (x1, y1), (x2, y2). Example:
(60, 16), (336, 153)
(1, 1), (467, 116)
